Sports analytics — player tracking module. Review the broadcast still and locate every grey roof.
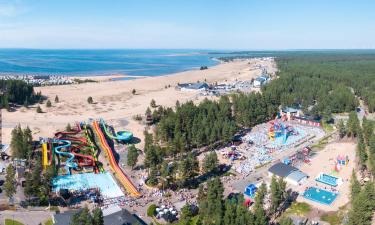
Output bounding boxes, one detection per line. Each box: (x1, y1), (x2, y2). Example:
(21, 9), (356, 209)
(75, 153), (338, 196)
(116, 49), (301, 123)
(104, 208), (146, 225)
(286, 170), (308, 183)
(268, 162), (298, 178)
(54, 209), (146, 225)
(54, 211), (76, 225)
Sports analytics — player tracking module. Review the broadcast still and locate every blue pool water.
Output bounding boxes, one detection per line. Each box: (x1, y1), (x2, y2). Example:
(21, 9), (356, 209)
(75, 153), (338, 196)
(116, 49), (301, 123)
(303, 187), (338, 205)
(52, 172), (124, 198)
(316, 174), (339, 187)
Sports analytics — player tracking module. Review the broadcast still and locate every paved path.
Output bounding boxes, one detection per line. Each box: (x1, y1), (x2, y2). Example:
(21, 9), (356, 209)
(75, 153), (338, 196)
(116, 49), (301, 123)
(0, 210), (53, 225)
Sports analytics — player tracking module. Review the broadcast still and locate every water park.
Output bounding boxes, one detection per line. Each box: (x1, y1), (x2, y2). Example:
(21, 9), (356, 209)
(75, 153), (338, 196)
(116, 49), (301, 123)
(41, 118), (141, 207)
(224, 118), (324, 176)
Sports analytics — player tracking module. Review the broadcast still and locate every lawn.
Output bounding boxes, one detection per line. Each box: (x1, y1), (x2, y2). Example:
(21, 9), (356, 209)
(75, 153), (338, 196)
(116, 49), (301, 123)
(44, 218), (53, 225)
(5, 219), (24, 225)
(321, 121), (334, 133)
(321, 212), (344, 225)
(284, 202), (311, 216)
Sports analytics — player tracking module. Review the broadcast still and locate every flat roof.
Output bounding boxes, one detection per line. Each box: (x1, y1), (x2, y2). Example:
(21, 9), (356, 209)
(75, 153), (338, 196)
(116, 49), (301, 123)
(286, 170), (308, 182)
(268, 162), (298, 178)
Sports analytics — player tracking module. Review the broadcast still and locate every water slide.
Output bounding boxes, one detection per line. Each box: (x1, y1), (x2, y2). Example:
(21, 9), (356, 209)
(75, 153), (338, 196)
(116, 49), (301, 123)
(100, 119), (133, 142)
(92, 120), (141, 197)
(42, 142), (49, 170)
(53, 139), (77, 174)
(54, 123), (99, 173)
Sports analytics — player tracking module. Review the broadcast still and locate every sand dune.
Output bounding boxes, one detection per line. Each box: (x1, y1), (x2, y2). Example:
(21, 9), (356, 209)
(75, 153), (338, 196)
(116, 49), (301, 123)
(2, 58), (276, 148)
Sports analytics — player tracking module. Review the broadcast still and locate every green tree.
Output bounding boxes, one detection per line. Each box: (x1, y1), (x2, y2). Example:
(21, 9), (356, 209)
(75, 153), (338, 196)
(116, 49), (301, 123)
(36, 105), (43, 113)
(70, 207), (93, 225)
(350, 170), (361, 202)
(254, 183), (268, 225)
(362, 117), (374, 145)
(337, 119), (346, 138)
(46, 99), (52, 107)
(147, 166), (159, 186)
(92, 207), (104, 225)
(203, 151), (219, 174)
(87, 96), (93, 104)
(347, 111), (360, 137)
(4, 165), (16, 199)
(66, 123), (72, 132)
(199, 177), (224, 225)
(127, 145), (139, 169)
(279, 217), (294, 225)
(357, 131), (367, 168)
(150, 99), (157, 108)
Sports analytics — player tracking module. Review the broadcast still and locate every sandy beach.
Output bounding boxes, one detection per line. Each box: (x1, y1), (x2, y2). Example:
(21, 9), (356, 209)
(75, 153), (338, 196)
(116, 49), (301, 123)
(2, 58), (276, 148)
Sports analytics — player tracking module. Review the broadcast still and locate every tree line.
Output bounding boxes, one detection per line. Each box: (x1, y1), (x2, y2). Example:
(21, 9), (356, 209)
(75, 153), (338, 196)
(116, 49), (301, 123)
(178, 176), (292, 225)
(0, 79), (43, 109)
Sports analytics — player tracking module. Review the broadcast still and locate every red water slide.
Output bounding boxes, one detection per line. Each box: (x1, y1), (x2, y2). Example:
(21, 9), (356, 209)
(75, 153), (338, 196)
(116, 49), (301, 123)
(92, 120), (141, 197)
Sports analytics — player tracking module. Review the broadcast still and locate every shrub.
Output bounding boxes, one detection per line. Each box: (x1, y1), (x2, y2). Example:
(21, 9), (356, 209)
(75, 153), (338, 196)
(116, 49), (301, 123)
(46, 100), (52, 107)
(133, 114), (142, 121)
(36, 105), (43, 113)
(147, 204), (157, 217)
(87, 96), (93, 104)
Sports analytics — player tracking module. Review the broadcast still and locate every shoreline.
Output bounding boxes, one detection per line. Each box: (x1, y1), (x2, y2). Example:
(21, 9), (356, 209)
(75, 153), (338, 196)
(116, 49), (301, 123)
(2, 58), (276, 148)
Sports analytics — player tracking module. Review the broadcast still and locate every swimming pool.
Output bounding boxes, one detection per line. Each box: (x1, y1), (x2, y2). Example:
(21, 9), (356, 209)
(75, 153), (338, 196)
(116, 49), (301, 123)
(52, 172), (124, 198)
(303, 187), (338, 205)
(316, 173), (342, 187)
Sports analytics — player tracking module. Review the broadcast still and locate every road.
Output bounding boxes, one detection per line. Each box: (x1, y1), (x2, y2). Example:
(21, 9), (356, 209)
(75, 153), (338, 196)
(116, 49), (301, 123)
(0, 210), (53, 225)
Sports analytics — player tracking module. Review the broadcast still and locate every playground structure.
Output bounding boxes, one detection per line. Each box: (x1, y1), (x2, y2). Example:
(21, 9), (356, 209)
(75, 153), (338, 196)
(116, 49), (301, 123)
(42, 123), (99, 175)
(334, 155), (349, 172)
(92, 119), (141, 197)
(284, 146), (312, 166)
(244, 183), (257, 199)
(268, 120), (297, 143)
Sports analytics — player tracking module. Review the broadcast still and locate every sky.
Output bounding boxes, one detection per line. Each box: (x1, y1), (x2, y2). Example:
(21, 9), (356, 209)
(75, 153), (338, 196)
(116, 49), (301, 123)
(0, 0), (375, 49)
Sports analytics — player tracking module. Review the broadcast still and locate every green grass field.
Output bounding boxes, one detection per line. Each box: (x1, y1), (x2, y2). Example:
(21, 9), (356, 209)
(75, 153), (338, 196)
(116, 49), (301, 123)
(5, 219), (24, 225)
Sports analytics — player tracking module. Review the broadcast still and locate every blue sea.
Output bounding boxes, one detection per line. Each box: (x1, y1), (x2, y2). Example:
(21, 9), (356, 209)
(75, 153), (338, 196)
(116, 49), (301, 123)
(0, 49), (226, 77)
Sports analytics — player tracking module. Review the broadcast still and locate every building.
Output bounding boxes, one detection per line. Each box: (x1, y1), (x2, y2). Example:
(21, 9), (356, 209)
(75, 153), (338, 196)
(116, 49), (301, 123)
(268, 162), (308, 186)
(177, 82), (209, 91)
(253, 74), (271, 87)
(53, 208), (146, 225)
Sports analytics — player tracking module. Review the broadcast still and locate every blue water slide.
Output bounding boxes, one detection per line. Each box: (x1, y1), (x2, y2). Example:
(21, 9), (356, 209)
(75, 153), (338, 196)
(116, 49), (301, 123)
(53, 139), (77, 174)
